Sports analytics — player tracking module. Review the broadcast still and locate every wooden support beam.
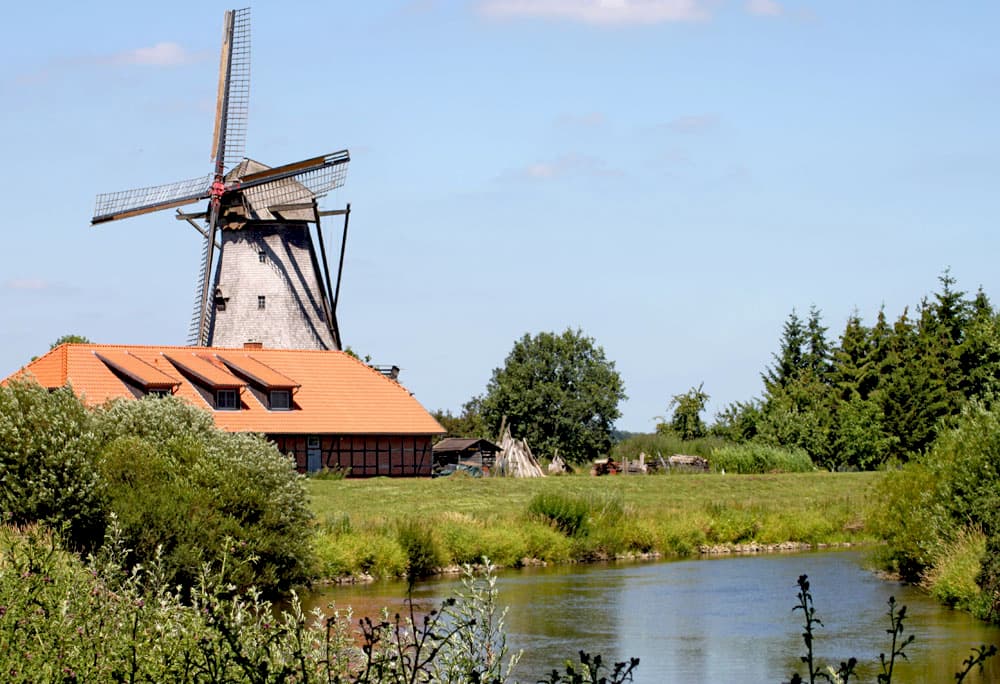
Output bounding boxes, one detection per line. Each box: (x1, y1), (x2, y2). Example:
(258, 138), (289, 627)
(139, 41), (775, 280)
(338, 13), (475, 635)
(175, 209), (220, 249)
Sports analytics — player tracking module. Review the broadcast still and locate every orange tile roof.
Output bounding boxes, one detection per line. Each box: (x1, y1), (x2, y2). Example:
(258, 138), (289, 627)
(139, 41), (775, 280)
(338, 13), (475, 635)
(8, 344), (444, 436)
(94, 350), (181, 390)
(215, 352), (299, 389)
(163, 352), (244, 389)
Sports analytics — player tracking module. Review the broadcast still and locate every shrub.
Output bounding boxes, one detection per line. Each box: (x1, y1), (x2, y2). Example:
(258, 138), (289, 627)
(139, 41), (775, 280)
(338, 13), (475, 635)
(871, 402), (1000, 585)
(94, 397), (314, 593)
(397, 518), (444, 580)
(709, 442), (814, 474)
(0, 380), (105, 550)
(924, 526), (988, 613)
(527, 491), (591, 537)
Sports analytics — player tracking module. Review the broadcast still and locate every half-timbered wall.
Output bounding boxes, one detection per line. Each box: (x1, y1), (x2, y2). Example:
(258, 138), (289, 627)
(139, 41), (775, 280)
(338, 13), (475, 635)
(270, 434), (434, 477)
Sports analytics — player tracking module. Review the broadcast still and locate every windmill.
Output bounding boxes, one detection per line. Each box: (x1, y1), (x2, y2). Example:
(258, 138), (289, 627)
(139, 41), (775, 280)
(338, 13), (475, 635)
(91, 8), (351, 350)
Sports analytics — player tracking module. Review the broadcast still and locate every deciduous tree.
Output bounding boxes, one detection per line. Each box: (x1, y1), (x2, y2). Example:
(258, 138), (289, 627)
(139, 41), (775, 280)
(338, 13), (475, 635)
(480, 329), (625, 464)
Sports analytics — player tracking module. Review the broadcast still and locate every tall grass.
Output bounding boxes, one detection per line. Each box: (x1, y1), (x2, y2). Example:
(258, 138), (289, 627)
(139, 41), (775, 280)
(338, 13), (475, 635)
(611, 433), (725, 463)
(709, 443), (815, 474)
(308, 472), (875, 579)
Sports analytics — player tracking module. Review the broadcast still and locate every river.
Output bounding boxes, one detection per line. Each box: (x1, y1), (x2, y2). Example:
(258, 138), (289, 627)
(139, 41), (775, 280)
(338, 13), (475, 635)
(303, 550), (1000, 683)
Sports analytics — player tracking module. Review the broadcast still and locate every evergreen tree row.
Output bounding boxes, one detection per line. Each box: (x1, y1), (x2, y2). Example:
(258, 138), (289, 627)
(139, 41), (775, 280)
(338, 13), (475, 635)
(714, 272), (1000, 469)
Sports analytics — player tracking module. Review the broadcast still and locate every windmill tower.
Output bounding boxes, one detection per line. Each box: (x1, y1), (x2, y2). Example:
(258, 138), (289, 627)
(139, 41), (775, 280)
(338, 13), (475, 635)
(91, 8), (351, 350)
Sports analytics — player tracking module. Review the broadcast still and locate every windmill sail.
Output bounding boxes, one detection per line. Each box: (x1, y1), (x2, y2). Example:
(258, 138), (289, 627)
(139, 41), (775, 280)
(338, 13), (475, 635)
(240, 151), (350, 217)
(92, 175), (211, 224)
(91, 7), (351, 352)
(211, 7), (251, 176)
(194, 7), (251, 345)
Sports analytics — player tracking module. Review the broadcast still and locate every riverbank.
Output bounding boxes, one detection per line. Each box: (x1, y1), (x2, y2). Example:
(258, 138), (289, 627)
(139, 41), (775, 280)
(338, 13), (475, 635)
(307, 471), (878, 581)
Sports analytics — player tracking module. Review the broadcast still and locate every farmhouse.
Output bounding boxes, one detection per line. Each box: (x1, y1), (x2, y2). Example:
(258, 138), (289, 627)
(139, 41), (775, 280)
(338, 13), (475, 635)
(8, 343), (444, 477)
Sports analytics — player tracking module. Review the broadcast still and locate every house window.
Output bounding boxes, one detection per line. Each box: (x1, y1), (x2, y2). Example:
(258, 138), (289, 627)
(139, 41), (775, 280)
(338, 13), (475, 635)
(258, 295), (266, 310)
(259, 251), (266, 263)
(216, 389), (239, 410)
(148, 388), (170, 398)
(270, 390), (291, 410)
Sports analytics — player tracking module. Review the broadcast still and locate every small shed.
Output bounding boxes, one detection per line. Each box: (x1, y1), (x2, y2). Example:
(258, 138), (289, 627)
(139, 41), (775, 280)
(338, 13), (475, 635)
(433, 438), (501, 473)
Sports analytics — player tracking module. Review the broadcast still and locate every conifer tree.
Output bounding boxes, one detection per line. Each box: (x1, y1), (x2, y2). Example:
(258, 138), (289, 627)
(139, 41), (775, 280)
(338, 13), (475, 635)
(763, 310), (807, 396)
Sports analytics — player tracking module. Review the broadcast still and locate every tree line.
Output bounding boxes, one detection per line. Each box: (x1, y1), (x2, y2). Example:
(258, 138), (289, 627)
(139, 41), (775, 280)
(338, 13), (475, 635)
(437, 272), (1000, 472)
(706, 270), (1000, 470)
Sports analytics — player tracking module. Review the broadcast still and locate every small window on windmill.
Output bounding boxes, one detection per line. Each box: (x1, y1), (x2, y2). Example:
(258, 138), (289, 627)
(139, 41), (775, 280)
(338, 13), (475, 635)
(258, 250), (266, 263)
(214, 287), (228, 312)
(258, 295), (266, 310)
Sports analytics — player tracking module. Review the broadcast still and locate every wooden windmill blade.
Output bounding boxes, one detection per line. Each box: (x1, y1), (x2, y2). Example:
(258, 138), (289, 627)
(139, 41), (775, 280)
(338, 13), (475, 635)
(238, 151), (350, 191)
(210, 7), (251, 177)
(191, 7), (252, 347)
(91, 175), (212, 225)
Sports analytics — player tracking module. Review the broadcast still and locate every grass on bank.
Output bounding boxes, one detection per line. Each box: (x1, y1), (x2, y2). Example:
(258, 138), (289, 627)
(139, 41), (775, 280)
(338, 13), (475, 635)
(307, 471), (877, 580)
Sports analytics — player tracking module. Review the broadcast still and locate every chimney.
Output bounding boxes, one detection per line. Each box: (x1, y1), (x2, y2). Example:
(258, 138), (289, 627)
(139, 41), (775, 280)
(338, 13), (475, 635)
(244, 341), (263, 350)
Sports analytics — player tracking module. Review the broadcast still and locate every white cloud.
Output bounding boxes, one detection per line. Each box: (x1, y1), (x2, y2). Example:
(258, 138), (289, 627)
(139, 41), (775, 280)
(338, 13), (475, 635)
(746, 0), (783, 17)
(111, 42), (201, 67)
(14, 41), (204, 85)
(479, 0), (711, 25)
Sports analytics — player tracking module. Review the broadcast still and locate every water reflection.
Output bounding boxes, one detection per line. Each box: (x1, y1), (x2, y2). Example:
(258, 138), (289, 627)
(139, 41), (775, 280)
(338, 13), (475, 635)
(304, 551), (1000, 683)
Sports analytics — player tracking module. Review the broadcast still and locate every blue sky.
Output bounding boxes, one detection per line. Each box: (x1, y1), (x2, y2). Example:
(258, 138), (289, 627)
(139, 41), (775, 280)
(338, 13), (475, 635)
(1, 1), (997, 432)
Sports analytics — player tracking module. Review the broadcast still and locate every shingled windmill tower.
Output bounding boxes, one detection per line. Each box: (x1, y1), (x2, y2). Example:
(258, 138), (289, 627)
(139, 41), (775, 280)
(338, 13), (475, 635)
(91, 8), (351, 350)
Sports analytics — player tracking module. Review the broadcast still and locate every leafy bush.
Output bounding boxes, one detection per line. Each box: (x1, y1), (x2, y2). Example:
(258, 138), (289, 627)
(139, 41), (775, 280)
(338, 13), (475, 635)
(871, 401), (1000, 616)
(709, 442), (814, 473)
(93, 397), (314, 593)
(0, 380), (105, 550)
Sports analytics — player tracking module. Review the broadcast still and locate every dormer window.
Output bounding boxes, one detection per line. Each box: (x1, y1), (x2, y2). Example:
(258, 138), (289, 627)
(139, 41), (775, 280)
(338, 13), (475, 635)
(216, 389), (239, 410)
(270, 389), (291, 410)
(148, 389), (171, 398)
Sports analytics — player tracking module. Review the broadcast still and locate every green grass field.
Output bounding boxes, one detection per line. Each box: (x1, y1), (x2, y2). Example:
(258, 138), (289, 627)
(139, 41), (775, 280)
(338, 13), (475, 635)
(307, 471), (879, 580)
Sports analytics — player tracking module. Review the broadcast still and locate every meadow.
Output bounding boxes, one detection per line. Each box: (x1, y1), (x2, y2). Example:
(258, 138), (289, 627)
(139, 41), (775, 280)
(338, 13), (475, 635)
(307, 471), (878, 580)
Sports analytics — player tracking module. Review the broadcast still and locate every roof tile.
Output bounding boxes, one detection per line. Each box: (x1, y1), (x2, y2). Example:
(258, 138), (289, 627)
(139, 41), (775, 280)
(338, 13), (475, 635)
(6, 343), (444, 436)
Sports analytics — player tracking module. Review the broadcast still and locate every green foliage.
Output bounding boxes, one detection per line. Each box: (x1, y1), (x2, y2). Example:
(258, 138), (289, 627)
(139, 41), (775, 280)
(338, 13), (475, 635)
(528, 492), (591, 537)
(93, 397), (314, 593)
(0, 526), (533, 683)
(709, 442), (815, 474)
(739, 273), (1000, 470)
(480, 329), (626, 464)
(611, 432), (723, 464)
(432, 396), (490, 440)
(871, 401), (1000, 608)
(657, 383), (709, 440)
(308, 473), (874, 578)
(923, 526), (988, 613)
(396, 518), (444, 581)
(0, 380), (105, 550)
(50, 333), (92, 348)
(0, 383), (313, 593)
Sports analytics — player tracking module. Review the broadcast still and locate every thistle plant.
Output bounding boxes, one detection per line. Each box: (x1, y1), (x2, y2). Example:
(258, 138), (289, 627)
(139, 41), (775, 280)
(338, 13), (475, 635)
(788, 574), (996, 684)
